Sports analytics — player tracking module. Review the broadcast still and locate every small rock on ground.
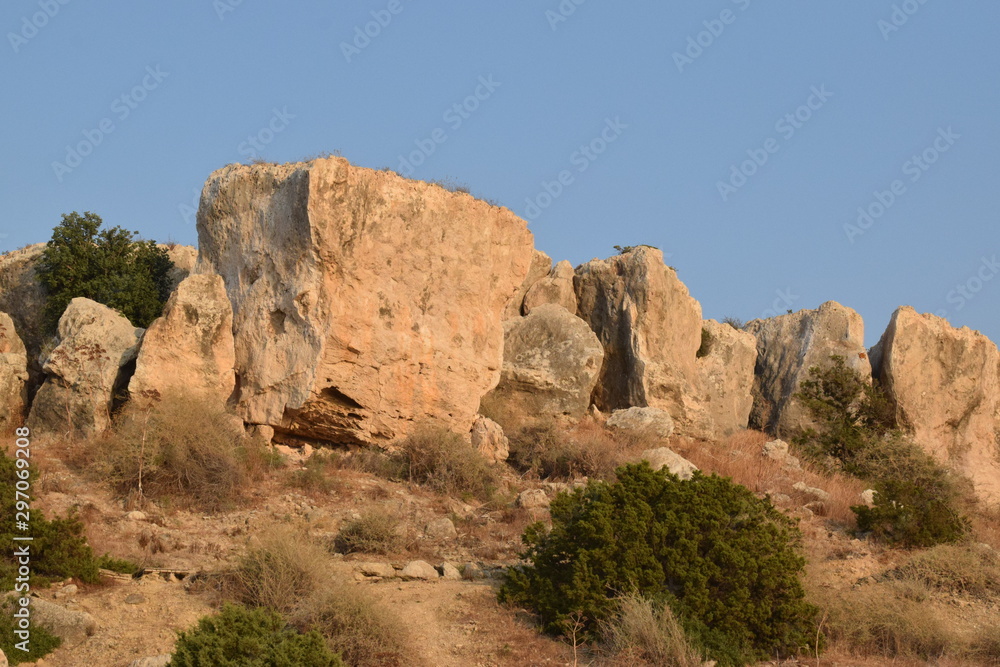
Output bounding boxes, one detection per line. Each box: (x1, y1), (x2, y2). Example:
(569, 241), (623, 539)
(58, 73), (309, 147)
(400, 560), (439, 581)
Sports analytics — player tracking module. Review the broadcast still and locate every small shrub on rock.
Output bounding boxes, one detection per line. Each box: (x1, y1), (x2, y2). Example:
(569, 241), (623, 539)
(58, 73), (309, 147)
(499, 463), (818, 666)
(167, 603), (342, 667)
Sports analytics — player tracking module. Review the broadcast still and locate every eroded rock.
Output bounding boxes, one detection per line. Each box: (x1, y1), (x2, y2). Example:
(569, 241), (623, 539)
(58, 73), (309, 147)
(470, 415), (509, 463)
(639, 447), (698, 480)
(697, 320), (757, 436)
(0, 312), (28, 429)
(523, 260), (577, 315)
(606, 406), (675, 440)
(504, 250), (552, 319)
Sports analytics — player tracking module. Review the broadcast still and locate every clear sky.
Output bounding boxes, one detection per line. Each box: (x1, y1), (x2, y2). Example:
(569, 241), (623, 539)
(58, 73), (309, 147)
(3, 1), (998, 346)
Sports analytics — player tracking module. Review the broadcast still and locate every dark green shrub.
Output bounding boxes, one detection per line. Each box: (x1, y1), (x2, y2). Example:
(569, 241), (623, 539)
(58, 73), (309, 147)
(1, 450), (101, 588)
(499, 464), (818, 666)
(36, 211), (173, 329)
(0, 607), (62, 665)
(168, 603), (342, 667)
(794, 356), (969, 547)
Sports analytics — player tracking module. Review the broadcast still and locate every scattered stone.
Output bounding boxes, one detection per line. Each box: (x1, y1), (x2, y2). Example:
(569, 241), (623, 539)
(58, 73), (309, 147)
(52, 584), (78, 599)
(25, 597), (97, 645)
(484, 304), (604, 423)
(124, 593), (146, 605)
(860, 489), (876, 507)
(197, 158), (534, 446)
(356, 562), (396, 579)
(461, 562), (484, 581)
(517, 489), (550, 509)
(126, 511), (147, 522)
(870, 306), (1000, 504)
(400, 560), (439, 581)
(470, 415), (509, 464)
(638, 448), (698, 480)
(439, 562), (462, 580)
(793, 481), (831, 503)
(127, 656), (172, 667)
(128, 273), (236, 406)
(746, 301), (871, 437)
(424, 517), (458, 540)
(607, 406), (675, 439)
(249, 424), (275, 443)
(804, 501), (827, 515)
(28, 298), (143, 436)
(762, 439), (801, 470)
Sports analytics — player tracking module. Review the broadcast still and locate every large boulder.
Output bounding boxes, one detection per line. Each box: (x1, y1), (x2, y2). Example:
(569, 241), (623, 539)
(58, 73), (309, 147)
(0, 312), (28, 429)
(504, 250), (552, 319)
(0, 244), (47, 385)
(128, 274), (235, 406)
(574, 247), (708, 434)
(470, 415), (509, 463)
(483, 304), (603, 423)
(745, 301), (871, 437)
(27, 298), (142, 436)
(870, 306), (1000, 503)
(696, 320), (757, 436)
(607, 406), (675, 439)
(523, 260), (577, 315)
(196, 158), (534, 446)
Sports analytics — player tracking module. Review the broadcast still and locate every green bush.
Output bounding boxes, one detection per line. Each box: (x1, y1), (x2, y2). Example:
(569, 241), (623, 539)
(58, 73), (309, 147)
(1, 449), (101, 589)
(168, 603), (342, 667)
(0, 607), (62, 665)
(499, 464), (818, 666)
(794, 356), (969, 547)
(37, 211), (173, 329)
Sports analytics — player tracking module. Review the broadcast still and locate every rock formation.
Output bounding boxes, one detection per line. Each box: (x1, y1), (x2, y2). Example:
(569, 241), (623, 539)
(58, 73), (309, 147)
(128, 274), (235, 406)
(523, 260), (577, 315)
(870, 306), (1000, 503)
(606, 406), (675, 439)
(196, 158), (534, 446)
(0, 312), (28, 429)
(697, 320), (757, 436)
(27, 299), (142, 436)
(504, 250), (552, 319)
(0, 244), (47, 383)
(574, 247), (709, 434)
(746, 301), (871, 436)
(483, 304), (603, 423)
(470, 415), (509, 463)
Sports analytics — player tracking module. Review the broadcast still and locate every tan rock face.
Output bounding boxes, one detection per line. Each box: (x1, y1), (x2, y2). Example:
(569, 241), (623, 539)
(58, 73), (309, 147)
(196, 158), (534, 445)
(163, 244), (198, 290)
(523, 260), (577, 315)
(484, 304), (603, 423)
(871, 306), (1000, 503)
(697, 320), (757, 436)
(0, 312), (28, 429)
(745, 301), (871, 436)
(28, 298), (142, 436)
(0, 244), (47, 381)
(574, 247), (708, 434)
(470, 415), (509, 463)
(503, 250), (552, 319)
(129, 274), (235, 406)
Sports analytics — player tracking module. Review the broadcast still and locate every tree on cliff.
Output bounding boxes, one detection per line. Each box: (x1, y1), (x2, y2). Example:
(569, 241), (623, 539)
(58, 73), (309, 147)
(37, 211), (174, 329)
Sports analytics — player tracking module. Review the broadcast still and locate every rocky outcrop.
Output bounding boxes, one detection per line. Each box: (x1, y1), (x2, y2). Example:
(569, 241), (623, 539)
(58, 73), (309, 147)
(128, 274), (235, 406)
(697, 320), (757, 436)
(606, 406), (675, 439)
(639, 447), (698, 480)
(164, 243), (198, 289)
(483, 304), (603, 423)
(28, 298), (142, 436)
(503, 250), (551, 319)
(574, 247), (708, 434)
(746, 301), (871, 437)
(470, 415), (509, 463)
(0, 244), (47, 384)
(25, 597), (97, 645)
(523, 260), (577, 315)
(870, 306), (1000, 503)
(0, 312), (28, 429)
(196, 158), (534, 446)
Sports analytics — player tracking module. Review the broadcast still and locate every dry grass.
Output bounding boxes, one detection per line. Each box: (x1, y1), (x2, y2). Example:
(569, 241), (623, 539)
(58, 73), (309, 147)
(599, 594), (704, 667)
(673, 430), (867, 526)
(228, 526), (330, 613)
(334, 509), (402, 555)
(86, 394), (281, 512)
(884, 543), (1000, 599)
(456, 506), (538, 561)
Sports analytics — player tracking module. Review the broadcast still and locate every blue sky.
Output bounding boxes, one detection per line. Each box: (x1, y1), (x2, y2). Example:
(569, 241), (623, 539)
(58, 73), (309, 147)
(3, 1), (998, 346)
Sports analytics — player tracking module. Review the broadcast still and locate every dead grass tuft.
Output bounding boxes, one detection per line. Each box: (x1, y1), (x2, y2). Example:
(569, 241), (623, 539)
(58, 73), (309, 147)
(334, 509), (402, 555)
(600, 594), (704, 667)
